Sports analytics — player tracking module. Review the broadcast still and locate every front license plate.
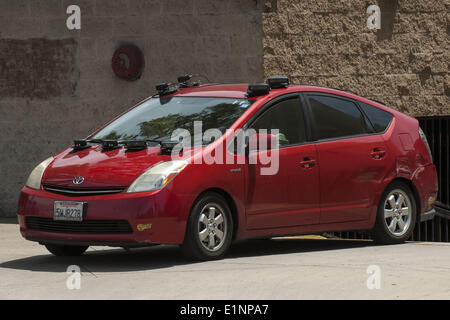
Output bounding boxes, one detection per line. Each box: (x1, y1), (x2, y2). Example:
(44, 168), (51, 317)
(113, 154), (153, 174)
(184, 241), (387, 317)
(54, 201), (85, 221)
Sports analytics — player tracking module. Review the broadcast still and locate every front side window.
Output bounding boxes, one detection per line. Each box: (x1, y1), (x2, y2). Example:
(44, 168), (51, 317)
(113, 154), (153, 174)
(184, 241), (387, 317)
(91, 97), (255, 143)
(308, 95), (367, 140)
(249, 97), (306, 147)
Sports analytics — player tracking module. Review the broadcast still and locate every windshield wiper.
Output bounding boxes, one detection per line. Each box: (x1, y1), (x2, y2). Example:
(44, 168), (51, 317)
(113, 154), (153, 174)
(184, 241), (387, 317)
(145, 138), (181, 155)
(87, 138), (104, 144)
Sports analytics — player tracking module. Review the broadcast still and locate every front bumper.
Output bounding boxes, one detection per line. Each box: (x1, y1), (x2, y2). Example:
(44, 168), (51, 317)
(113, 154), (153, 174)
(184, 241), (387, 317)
(24, 237), (159, 248)
(18, 186), (190, 245)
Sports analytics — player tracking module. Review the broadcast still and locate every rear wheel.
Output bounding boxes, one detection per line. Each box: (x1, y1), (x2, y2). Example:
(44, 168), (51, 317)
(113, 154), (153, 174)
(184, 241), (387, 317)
(181, 192), (233, 261)
(45, 244), (89, 256)
(372, 182), (417, 244)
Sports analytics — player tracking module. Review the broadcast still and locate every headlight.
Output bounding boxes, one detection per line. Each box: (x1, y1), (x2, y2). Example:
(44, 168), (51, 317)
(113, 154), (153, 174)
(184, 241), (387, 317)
(127, 160), (188, 193)
(25, 157), (54, 190)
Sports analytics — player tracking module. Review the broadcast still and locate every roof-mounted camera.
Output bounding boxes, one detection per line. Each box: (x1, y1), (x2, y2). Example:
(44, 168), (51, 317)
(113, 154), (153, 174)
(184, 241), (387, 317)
(155, 82), (178, 96)
(247, 83), (270, 97)
(177, 74), (192, 84)
(178, 74), (202, 88)
(267, 75), (290, 89)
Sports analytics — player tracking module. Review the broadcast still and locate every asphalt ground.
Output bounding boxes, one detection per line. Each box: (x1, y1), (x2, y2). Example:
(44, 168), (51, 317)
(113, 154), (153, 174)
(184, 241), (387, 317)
(0, 223), (449, 299)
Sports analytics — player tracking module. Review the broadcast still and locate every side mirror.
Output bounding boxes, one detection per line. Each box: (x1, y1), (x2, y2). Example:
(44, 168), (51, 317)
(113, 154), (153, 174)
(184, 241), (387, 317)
(247, 133), (277, 153)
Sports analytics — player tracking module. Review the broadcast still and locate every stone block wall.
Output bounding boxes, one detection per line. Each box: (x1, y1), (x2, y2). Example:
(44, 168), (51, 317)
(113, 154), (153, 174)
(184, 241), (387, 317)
(262, 0), (449, 116)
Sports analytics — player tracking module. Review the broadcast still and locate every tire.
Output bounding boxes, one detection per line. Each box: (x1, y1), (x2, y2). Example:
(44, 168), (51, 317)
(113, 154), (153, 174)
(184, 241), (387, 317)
(372, 181), (417, 244)
(181, 192), (233, 261)
(45, 244), (89, 256)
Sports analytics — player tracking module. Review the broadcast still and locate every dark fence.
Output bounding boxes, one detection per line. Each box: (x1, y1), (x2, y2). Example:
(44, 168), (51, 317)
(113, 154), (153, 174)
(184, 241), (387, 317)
(418, 117), (450, 213)
(332, 215), (449, 243)
(333, 116), (450, 242)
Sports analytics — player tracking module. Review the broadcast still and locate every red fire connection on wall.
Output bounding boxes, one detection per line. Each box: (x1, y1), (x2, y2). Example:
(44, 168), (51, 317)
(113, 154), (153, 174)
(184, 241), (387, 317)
(111, 44), (144, 81)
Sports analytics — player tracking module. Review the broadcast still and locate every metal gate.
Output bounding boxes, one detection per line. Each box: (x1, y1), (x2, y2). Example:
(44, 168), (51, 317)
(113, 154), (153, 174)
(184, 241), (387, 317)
(418, 117), (450, 215)
(332, 116), (450, 242)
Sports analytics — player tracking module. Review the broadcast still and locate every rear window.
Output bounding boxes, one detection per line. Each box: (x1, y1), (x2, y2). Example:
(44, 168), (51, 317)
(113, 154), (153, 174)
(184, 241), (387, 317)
(359, 102), (393, 133)
(308, 95), (367, 140)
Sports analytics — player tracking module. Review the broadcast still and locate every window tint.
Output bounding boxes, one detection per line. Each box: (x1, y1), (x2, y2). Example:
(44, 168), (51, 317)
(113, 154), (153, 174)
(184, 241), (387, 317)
(308, 95), (367, 140)
(250, 98), (306, 147)
(359, 102), (393, 133)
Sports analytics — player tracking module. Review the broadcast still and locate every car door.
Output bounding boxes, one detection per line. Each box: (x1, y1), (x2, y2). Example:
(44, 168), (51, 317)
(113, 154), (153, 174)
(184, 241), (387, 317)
(245, 95), (320, 229)
(304, 93), (390, 224)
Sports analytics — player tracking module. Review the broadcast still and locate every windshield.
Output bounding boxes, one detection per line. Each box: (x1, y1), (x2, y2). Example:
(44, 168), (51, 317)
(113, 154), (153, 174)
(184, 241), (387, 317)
(91, 97), (254, 144)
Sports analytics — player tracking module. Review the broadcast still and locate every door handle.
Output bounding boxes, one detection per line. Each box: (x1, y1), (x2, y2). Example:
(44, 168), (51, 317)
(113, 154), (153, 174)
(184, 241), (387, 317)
(300, 158), (316, 168)
(370, 148), (386, 159)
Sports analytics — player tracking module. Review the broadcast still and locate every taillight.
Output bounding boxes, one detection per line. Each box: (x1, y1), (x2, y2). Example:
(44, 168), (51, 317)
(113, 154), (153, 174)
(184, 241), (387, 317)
(419, 127), (433, 162)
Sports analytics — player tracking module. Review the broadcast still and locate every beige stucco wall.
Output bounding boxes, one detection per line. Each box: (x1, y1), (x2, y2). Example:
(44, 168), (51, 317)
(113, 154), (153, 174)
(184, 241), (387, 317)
(262, 0), (449, 116)
(0, 0), (264, 217)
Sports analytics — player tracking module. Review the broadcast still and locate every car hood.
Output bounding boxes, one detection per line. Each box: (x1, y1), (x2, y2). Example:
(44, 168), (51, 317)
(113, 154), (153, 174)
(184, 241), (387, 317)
(42, 145), (180, 189)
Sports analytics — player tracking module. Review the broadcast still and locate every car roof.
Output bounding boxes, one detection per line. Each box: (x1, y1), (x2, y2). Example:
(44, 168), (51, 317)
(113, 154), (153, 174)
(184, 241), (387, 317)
(172, 83), (361, 100)
(172, 84), (251, 98)
(168, 83), (396, 116)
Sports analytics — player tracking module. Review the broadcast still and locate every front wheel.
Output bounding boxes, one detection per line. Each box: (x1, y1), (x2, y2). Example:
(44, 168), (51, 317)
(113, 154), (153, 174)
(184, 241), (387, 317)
(45, 244), (89, 256)
(181, 192), (233, 261)
(372, 182), (417, 244)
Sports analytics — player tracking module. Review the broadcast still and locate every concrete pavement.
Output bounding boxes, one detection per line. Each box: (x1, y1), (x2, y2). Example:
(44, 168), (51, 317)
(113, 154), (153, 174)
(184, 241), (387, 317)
(0, 223), (449, 299)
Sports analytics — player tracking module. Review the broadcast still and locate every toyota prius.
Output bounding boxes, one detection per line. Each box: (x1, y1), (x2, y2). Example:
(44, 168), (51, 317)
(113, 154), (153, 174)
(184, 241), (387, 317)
(18, 76), (438, 260)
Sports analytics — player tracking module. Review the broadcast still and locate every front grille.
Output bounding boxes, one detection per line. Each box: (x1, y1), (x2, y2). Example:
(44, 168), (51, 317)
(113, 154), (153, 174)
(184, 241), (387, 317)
(43, 185), (126, 197)
(26, 217), (133, 234)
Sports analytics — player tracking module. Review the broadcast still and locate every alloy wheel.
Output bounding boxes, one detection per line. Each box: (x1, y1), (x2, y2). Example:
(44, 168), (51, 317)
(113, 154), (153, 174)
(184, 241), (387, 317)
(383, 189), (412, 237)
(198, 203), (227, 252)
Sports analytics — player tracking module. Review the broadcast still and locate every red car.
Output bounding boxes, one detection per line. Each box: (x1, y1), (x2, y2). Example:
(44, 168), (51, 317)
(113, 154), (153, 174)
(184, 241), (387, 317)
(18, 76), (438, 260)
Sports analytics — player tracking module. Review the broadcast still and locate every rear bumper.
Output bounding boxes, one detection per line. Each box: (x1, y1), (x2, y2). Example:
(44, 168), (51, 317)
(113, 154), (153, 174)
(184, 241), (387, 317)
(434, 202), (450, 218)
(17, 186), (190, 245)
(420, 208), (435, 222)
(412, 163), (438, 214)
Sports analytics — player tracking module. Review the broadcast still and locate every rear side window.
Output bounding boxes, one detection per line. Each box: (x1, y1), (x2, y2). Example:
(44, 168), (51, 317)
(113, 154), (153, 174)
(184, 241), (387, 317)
(359, 102), (393, 133)
(308, 95), (367, 140)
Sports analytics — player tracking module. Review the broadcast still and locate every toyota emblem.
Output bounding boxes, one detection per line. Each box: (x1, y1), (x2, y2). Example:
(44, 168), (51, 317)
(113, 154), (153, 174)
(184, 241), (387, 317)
(73, 176), (85, 185)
